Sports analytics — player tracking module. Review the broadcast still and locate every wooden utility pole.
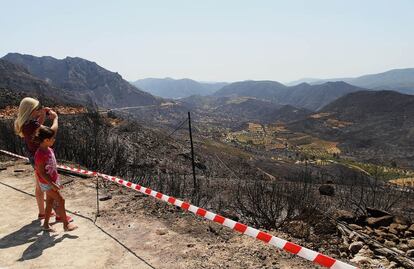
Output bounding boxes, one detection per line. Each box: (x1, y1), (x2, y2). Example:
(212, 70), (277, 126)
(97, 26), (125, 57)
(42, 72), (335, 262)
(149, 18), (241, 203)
(188, 112), (197, 192)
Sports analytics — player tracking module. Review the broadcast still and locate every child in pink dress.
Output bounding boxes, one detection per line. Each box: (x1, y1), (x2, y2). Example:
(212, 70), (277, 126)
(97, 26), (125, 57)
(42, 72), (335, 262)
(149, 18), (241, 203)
(34, 126), (78, 232)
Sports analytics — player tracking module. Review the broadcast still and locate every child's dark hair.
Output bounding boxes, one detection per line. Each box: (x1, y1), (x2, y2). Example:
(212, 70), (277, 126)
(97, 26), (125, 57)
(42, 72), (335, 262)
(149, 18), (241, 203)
(36, 126), (55, 143)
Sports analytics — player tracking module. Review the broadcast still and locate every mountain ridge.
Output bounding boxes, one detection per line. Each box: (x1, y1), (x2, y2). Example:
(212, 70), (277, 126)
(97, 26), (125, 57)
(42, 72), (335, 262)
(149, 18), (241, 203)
(288, 68), (414, 94)
(0, 58), (84, 107)
(214, 80), (366, 111)
(3, 53), (160, 108)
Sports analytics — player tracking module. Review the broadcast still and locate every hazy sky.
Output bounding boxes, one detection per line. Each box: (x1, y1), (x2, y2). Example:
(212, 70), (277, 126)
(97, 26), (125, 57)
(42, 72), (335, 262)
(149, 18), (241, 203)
(1, 0), (413, 83)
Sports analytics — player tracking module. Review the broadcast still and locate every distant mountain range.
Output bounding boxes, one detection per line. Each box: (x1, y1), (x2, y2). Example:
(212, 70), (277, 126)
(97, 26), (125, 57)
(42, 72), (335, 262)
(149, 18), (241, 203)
(132, 78), (228, 99)
(133, 68), (414, 111)
(288, 68), (414, 95)
(2, 53), (159, 108)
(213, 80), (366, 111)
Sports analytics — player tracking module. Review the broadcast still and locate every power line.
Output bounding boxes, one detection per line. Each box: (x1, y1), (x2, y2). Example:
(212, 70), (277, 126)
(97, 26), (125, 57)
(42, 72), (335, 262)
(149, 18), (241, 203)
(165, 118), (188, 139)
(214, 153), (243, 181)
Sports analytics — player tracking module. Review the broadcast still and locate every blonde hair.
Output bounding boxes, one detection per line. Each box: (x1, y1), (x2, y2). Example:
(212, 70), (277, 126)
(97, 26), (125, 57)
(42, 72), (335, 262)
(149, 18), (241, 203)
(14, 97), (40, 137)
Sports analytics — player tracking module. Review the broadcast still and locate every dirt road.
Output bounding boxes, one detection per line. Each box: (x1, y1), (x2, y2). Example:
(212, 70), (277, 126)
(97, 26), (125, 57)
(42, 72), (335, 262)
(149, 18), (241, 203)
(0, 162), (153, 269)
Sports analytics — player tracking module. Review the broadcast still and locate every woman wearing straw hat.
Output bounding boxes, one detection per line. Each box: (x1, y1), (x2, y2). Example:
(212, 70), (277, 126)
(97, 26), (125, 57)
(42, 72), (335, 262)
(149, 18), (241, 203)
(14, 97), (73, 223)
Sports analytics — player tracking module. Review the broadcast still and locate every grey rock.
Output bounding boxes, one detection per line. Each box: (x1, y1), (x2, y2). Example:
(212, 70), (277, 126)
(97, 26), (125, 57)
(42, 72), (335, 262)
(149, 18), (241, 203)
(349, 241), (364, 254)
(389, 223), (399, 230)
(99, 194), (112, 201)
(374, 229), (387, 238)
(396, 224), (408, 231)
(388, 228), (399, 235)
(364, 226), (374, 235)
(349, 224), (363, 230)
(384, 233), (399, 242)
(384, 240), (396, 248)
(398, 243), (409, 252)
(391, 247), (405, 255)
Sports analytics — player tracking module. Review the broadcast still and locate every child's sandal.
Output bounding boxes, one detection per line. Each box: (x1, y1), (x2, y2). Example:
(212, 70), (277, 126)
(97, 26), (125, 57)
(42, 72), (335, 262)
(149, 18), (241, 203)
(64, 223), (78, 232)
(55, 215), (73, 223)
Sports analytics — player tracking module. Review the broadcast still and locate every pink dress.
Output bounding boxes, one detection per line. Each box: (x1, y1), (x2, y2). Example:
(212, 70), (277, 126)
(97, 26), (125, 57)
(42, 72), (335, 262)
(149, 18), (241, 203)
(35, 147), (60, 190)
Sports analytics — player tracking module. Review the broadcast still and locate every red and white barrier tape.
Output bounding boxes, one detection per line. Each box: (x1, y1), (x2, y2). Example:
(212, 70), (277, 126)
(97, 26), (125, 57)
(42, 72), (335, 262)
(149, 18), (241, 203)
(0, 150), (29, 161)
(0, 150), (96, 176)
(0, 149), (358, 269)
